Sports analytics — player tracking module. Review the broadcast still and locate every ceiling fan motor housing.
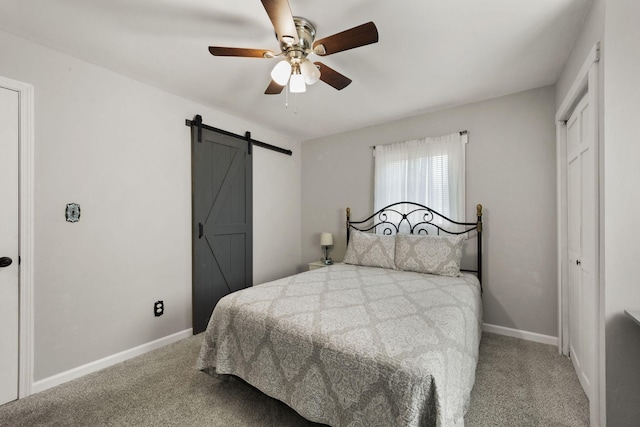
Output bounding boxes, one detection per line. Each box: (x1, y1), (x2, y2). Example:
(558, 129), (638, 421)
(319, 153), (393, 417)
(280, 17), (316, 62)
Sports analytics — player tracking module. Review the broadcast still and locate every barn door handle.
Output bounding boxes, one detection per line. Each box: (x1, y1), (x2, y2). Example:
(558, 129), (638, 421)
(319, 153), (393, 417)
(576, 259), (581, 266)
(198, 223), (203, 239)
(0, 257), (13, 268)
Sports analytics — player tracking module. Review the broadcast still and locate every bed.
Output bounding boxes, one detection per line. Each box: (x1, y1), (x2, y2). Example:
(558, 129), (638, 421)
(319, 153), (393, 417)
(197, 202), (484, 426)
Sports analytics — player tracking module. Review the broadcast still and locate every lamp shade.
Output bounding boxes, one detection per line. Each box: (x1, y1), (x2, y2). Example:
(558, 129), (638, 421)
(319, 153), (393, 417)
(300, 59), (320, 85)
(320, 232), (333, 246)
(289, 73), (306, 93)
(271, 60), (292, 85)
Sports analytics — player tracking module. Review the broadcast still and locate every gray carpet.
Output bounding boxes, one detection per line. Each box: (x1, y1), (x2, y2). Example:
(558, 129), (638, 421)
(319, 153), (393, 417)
(0, 332), (588, 426)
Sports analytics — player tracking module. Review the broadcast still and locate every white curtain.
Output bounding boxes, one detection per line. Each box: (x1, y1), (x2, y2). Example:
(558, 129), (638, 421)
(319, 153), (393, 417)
(374, 132), (466, 222)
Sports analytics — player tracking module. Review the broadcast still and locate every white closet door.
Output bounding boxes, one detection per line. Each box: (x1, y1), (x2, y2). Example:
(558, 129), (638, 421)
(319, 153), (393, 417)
(0, 86), (20, 405)
(566, 93), (596, 400)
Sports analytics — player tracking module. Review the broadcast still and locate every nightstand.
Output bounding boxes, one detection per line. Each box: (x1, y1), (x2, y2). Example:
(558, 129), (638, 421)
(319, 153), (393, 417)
(308, 261), (329, 271)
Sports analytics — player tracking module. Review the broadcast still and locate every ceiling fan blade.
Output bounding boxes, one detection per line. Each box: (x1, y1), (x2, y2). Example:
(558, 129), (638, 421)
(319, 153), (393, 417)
(314, 62), (352, 90)
(313, 22), (378, 56)
(265, 80), (285, 95)
(260, 0), (299, 45)
(209, 46), (274, 58)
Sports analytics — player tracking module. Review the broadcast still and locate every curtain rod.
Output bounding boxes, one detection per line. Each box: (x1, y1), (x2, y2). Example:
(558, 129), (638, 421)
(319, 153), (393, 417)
(185, 115), (292, 156)
(371, 130), (468, 150)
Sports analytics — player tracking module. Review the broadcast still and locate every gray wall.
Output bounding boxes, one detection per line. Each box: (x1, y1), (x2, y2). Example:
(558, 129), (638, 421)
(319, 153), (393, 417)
(555, 0), (604, 108)
(603, 0), (640, 425)
(301, 86), (558, 337)
(0, 29), (301, 381)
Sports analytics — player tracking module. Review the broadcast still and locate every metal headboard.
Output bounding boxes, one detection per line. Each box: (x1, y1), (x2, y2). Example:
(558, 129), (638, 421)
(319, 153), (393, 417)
(346, 201), (483, 290)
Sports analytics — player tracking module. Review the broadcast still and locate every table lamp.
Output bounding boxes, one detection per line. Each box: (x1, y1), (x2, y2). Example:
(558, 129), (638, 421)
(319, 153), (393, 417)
(320, 232), (334, 265)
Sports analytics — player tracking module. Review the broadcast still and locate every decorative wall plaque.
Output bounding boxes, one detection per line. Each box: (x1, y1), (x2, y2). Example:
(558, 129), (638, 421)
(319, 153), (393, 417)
(65, 203), (81, 222)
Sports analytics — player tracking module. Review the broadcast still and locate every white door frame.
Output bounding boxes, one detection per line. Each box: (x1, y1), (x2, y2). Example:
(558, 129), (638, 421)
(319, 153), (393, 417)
(556, 42), (604, 426)
(0, 75), (34, 399)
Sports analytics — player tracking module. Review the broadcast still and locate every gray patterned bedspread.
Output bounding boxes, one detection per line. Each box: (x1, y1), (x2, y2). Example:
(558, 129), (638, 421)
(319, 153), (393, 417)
(196, 263), (482, 427)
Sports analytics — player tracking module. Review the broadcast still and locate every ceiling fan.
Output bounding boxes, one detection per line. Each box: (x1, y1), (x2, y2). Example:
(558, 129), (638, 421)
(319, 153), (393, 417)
(208, 0), (379, 95)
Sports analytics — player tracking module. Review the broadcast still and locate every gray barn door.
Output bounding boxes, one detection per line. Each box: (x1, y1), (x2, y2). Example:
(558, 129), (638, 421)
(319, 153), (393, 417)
(192, 125), (252, 334)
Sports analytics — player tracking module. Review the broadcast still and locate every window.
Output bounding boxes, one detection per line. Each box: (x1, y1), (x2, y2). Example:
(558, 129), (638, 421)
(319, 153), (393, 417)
(374, 132), (466, 223)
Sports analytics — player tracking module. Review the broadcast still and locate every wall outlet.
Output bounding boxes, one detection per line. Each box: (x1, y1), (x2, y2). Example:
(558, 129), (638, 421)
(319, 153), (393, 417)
(154, 300), (164, 317)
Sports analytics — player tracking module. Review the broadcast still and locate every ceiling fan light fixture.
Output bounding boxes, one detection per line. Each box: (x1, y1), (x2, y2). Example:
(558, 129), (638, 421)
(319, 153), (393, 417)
(289, 72), (306, 93)
(300, 59), (320, 85)
(271, 60), (292, 85)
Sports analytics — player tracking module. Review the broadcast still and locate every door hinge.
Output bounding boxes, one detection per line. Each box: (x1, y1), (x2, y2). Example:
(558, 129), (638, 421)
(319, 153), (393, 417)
(198, 223), (203, 239)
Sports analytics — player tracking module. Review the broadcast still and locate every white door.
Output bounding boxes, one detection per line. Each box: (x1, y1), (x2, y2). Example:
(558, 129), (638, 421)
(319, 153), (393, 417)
(566, 93), (596, 400)
(0, 86), (20, 405)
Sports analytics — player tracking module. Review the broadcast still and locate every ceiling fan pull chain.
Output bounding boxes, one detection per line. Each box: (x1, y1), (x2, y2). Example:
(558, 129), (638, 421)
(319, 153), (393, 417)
(285, 83), (289, 109)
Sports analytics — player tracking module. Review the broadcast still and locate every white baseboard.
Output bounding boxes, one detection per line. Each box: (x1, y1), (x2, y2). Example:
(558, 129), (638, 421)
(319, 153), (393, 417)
(482, 323), (558, 346)
(32, 328), (193, 394)
(31, 325), (554, 395)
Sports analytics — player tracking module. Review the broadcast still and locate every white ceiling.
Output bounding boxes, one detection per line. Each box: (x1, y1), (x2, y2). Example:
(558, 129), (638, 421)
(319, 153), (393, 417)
(0, 0), (592, 141)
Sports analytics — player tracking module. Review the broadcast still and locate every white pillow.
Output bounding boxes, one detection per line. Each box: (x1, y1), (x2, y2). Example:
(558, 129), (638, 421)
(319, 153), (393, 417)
(343, 230), (395, 269)
(394, 233), (465, 276)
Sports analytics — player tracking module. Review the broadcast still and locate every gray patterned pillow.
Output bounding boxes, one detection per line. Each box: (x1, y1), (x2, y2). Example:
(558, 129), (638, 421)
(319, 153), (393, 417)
(394, 233), (465, 276)
(343, 230), (396, 269)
